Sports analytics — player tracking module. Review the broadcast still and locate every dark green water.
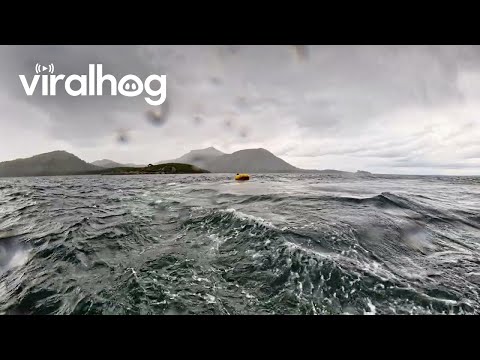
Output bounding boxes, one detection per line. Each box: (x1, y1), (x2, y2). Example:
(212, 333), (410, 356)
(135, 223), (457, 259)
(1, 173), (480, 314)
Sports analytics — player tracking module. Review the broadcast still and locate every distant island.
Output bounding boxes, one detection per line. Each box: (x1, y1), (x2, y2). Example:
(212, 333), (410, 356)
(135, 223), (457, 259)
(89, 163), (209, 175)
(0, 147), (375, 178)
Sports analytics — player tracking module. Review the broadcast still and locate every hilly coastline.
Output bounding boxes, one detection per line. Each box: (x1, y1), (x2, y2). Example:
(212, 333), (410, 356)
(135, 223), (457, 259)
(0, 147), (372, 177)
(91, 159), (145, 168)
(0, 151), (101, 177)
(90, 163), (209, 175)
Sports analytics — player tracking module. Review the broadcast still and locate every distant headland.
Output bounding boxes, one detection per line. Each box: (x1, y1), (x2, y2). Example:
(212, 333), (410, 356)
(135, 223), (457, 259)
(90, 163), (209, 175)
(0, 147), (374, 178)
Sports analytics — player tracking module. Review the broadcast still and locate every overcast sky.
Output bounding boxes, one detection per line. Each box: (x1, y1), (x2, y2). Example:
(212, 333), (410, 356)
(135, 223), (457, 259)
(1, 45), (480, 175)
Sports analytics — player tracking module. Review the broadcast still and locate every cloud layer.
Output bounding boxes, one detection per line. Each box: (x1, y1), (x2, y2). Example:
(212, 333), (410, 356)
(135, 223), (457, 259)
(1, 45), (480, 174)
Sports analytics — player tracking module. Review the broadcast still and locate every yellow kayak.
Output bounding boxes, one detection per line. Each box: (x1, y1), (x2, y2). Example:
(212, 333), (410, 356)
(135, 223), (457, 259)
(235, 173), (250, 181)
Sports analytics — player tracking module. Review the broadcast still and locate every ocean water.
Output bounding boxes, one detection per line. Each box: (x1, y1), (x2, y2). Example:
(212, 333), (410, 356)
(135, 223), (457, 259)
(1, 173), (480, 315)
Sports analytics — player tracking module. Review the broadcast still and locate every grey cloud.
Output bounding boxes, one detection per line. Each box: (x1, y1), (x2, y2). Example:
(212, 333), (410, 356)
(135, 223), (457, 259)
(0, 45), (170, 144)
(1, 45), (480, 174)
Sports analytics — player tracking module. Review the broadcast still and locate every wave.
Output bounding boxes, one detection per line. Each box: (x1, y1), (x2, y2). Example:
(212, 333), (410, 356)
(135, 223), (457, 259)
(1, 175), (480, 314)
(219, 192), (419, 210)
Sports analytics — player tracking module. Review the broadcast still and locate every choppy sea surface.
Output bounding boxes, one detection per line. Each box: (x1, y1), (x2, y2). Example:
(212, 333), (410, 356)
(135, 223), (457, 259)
(1, 173), (480, 315)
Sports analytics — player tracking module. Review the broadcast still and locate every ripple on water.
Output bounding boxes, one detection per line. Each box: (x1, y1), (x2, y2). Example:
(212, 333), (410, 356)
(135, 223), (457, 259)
(0, 174), (480, 314)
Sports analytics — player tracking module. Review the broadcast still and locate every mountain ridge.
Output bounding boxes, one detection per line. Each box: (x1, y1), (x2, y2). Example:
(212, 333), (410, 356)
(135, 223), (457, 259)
(202, 148), (300, 173)
(0, 148), (372, 177)
(0, 150), (101, 177)
(156, 146), (225, 169)
(91, 159), (145, 168)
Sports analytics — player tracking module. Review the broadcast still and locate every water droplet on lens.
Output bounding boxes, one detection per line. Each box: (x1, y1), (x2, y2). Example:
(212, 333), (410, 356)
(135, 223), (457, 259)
(210, 77), (222, 86)
(226, 45), (240, 55)
(193, 115), (203, 125)
(224, 119), (233, 129)
(235, 96), (248, 110)
(217, 45), (241, 59)
(239, 127), (249, 138)
(291, 45), (309, 61)
(116, 129), (130, 144)
(146, 102), (170, 127)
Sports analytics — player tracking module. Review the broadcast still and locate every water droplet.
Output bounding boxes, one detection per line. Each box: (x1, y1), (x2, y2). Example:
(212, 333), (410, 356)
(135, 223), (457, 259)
(193, 115), (203, 125)
(224, 119), (233, 129)
(226, 45), (240, 55)
(210, 77), (222, 86)
(235, 96), (248, 110)
(116, 129), (130, 144)
(291, 45), (309, 61)
(146, 102), (170, 127)
(239, 127), (249, 138)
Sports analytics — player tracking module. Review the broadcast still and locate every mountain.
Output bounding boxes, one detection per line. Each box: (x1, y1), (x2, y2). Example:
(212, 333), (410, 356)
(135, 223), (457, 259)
(203, 148), (300, 173)
(91, 159), (124, 168)
(157, 147), (225, 169)
(91, 159), (144, 168)
(0, 151), (102, 177)
(0, 148), (373, 177)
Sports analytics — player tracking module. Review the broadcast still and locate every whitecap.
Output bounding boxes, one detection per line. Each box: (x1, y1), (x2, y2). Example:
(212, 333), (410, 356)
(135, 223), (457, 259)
(364, 299), (376, 315)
